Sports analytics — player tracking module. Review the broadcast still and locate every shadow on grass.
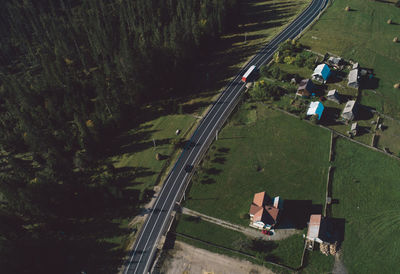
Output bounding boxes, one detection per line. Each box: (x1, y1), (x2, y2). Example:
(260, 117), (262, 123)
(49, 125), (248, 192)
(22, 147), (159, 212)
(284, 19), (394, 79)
(356, 105), (374, 121)
(278, 200), (323, 229)
(320, 107), (343, 126)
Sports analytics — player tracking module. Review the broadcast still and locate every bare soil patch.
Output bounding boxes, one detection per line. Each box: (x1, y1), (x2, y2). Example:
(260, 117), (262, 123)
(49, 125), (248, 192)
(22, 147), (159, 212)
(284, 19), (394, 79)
(161, 241), (275, 274)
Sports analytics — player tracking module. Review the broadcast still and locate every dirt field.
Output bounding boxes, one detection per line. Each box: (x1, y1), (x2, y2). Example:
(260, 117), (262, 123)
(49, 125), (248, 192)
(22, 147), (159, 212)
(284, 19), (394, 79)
(160, 241), (275, 274)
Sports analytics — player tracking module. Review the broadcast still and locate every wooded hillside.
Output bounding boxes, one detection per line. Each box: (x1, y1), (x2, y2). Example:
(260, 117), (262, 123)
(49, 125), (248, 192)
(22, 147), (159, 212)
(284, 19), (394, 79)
(0, 0), (239, 272)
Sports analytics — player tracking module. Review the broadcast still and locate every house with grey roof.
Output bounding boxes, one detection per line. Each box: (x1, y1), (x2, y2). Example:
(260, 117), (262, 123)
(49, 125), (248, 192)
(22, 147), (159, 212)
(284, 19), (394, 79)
(327, 89), (340, 103)
(348, 68), (359, 88)
(341, 100), (358, 120)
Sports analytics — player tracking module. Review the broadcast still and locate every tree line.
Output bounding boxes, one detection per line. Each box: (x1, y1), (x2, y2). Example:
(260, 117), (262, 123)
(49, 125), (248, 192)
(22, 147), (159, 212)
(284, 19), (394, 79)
(0, 0), (240, 272)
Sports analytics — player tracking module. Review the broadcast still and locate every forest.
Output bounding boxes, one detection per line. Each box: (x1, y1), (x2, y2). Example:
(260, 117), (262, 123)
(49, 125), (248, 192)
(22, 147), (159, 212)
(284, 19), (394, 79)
(0, 0), (239, 272)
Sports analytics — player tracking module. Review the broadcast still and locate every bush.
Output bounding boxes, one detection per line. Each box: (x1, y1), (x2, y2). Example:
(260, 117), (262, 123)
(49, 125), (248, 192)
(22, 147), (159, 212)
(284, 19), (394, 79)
(249, 80), (284, 101)
(305, 56), (316, 70)
(273, 51), (283, 63)
(283, 56), (296, 65)
(268, 66), (282, 79)
(279, 71), (290, 81)
(294, 54), (307, 67)
(287, 85), (297, 94)
(240, 213), (250, 219)
(310, 114), (319, 124)
(294, 51), (313, 67)
(395, 1), (400, 8)
(299, 112), (307, 120)
(260, 65), (270, 78)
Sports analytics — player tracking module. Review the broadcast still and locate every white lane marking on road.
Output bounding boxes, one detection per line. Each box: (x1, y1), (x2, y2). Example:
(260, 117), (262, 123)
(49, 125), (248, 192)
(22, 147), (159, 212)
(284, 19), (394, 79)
(133, 80), (245, 273)
(142, 81), (247, 273)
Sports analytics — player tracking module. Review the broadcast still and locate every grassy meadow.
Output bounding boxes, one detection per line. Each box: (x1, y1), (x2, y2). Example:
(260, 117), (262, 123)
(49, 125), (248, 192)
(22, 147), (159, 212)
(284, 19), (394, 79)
(184, 104), (330, 226)
(331, 138), (400, 273)
(300, 0), (400, 117)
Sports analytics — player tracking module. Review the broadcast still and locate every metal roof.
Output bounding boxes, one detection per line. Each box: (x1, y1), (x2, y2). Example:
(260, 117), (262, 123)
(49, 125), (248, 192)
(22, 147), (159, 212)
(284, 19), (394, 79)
(348, 69), (359, 84)
(343, 100), (356, 113)
(307, 214), (321, 240)
(312, 64), (331, 80)
(327, 89), (338, 96)
(307, 101), (324, 120)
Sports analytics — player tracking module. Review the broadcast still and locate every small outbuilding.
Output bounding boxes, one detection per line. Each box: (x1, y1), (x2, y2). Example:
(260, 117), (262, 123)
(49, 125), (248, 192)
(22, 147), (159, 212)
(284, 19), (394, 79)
(312, 64), (331, 83)
(348, 69), (359, 88)
(297, 79), (316, 97)
(341, 100), (358, 121)
(307, 101), (324, 120)
(307, 214), (322, 243)
(328, 57), (342, 68)
(327, 89), (340, 103)
(351, 122), (358, 136)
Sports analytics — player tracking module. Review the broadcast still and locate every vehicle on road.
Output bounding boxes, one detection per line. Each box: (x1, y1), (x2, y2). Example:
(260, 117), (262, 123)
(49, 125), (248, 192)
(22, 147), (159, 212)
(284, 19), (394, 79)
(241, 65), (257, 82)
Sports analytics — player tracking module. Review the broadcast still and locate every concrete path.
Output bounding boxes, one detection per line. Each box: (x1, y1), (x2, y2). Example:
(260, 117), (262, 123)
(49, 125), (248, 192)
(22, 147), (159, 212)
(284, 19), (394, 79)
(181, 207), (298, 241)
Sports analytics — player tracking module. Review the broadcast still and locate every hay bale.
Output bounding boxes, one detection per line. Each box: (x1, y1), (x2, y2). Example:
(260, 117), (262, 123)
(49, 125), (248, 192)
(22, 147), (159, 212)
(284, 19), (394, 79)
(387, 19), (392, 24)
(394, 37), (399, 43)
(394, 83), (400, 89)
(344, 6), (350, 11)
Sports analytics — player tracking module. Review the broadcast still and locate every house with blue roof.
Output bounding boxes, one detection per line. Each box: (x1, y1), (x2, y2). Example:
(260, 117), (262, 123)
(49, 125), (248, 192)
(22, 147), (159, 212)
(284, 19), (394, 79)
(307, 101), (324, 120)
(312, 64), (331, 83)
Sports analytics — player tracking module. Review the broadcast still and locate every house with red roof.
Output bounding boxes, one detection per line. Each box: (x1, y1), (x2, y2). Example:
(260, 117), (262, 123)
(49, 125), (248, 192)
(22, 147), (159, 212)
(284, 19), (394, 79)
(249, 191), (280, 230)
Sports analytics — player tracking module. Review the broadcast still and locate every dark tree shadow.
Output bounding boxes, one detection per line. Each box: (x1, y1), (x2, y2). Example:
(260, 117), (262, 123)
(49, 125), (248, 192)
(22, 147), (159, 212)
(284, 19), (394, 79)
(327, 70), (347, 84)
(360, 76), (380, 90)
(212, 156), (227, 164)
(356, 105), (374, 121)
(339, 94), (354, 103)
(201, 177), (216, 185)
(251, 239), (278, 253)
(204, 167), (222, 175)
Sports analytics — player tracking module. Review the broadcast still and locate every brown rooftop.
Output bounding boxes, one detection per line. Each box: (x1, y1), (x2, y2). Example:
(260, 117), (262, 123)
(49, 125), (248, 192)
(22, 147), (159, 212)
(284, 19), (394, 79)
(252, 191), (266, 207)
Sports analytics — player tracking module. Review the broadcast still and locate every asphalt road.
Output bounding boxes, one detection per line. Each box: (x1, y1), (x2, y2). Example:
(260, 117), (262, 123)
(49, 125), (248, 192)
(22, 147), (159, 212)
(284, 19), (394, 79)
(124, 0), (328, 272)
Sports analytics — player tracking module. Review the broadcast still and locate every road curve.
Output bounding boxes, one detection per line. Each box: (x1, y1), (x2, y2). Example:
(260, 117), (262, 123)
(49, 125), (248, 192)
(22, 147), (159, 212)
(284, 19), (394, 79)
(124, 0), (328, 273)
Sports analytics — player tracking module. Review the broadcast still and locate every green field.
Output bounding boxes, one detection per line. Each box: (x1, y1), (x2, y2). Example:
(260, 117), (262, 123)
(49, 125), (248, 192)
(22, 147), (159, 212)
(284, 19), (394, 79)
(184, 104), (330, 226)
(331, 138), (400, 273)
(175, 215), (304, 270)
(111, 113), (198, 192)
(300, 251), (334, 274)
(300, 0), (400, 117)
(376, 117), (400, 156)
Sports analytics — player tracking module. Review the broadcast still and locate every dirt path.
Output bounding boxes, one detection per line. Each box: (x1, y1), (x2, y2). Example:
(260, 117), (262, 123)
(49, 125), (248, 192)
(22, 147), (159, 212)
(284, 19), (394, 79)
(332, 252), (348, 274)
(182, 207), (298, 241)
(161, 241), (275, 274)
